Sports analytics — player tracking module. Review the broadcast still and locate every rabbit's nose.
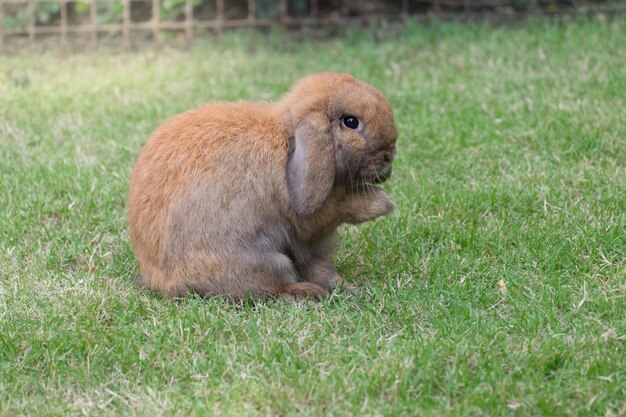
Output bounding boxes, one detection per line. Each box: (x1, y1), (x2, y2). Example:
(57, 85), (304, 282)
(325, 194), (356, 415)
(382, 145), (396, 163)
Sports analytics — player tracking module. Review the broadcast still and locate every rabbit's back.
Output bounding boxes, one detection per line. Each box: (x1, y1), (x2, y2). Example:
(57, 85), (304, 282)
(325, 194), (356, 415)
(132, 102), (286, 188)
(128, 102), (290, 267)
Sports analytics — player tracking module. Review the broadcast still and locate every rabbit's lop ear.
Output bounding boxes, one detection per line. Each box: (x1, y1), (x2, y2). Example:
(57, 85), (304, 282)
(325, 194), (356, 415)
(287, 113), (335, 216)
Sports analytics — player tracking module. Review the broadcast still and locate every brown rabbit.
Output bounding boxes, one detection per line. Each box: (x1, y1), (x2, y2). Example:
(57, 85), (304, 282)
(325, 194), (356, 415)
(128, 72), (397, 300)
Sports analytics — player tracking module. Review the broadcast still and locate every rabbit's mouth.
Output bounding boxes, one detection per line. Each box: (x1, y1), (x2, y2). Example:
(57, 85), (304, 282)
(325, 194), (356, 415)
(370, 168), (392, 184)
(357, 167), (392, 186)
(355, 148), (395, 185)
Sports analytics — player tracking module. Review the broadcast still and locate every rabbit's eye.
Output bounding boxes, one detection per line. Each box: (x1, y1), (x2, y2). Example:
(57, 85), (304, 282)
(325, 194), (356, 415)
(342, 116), (359, 130)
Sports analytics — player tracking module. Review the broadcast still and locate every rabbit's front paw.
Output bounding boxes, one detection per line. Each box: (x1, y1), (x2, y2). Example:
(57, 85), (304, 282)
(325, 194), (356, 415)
(342, 186), (395, 224)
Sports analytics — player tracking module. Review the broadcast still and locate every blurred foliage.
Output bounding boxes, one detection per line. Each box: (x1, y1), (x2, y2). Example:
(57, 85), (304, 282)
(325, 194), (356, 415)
(256, 0), (309, 18)
(3, 2), (60, 29)
(1, 0), (124, 28)
(96, 1), (124, 24)
(256, 0), (281, 18)
(160, 0), (202, 21)
(1, 0), (622, 31)
(74, 1), (90, 14)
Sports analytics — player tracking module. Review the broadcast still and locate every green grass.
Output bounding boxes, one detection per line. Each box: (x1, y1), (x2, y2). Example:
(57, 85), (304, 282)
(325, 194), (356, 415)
(1, 18), (625, 416)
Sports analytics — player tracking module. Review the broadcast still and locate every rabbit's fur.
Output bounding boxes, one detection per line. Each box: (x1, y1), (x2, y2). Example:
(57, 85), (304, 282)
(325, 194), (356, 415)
(128, 72), (397, 300)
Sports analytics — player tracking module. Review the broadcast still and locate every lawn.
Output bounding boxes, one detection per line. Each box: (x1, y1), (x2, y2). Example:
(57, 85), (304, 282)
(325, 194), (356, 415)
(1, 18), (625, 416)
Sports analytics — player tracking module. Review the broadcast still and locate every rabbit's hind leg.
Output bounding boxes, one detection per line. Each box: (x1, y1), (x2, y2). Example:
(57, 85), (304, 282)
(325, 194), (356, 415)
(185, 250), (312, 301)
(191, 274), (328, 301)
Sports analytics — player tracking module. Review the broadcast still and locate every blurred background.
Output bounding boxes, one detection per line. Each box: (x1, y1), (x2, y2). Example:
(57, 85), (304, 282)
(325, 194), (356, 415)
(1, 0), (624, 51)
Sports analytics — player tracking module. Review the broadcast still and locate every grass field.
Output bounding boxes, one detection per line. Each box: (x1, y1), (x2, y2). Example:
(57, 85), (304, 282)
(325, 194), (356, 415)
(1, 18), (625, 416)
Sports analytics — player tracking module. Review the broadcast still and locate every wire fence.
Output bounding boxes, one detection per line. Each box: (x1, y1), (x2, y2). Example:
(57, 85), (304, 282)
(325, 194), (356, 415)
(1, 0), (623, 51)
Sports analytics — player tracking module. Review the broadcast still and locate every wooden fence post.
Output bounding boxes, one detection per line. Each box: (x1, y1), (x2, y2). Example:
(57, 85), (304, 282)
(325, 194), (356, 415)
(0, 2), (4, 52)
(216, 0), (224, 32)
(90, 0), (97, 47)
(152, 0), (160, 41)
(29, 1), (35, 43)
(247, 0), (256, 24)
(60, 0), (68, 50)
(185, 0), (193, 39)
(122, 0), (130, 49)
(280, 0), (287, 29)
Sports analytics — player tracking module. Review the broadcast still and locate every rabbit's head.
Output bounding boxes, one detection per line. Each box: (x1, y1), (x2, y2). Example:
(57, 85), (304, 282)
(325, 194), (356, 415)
(280, 72), (398, 216)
